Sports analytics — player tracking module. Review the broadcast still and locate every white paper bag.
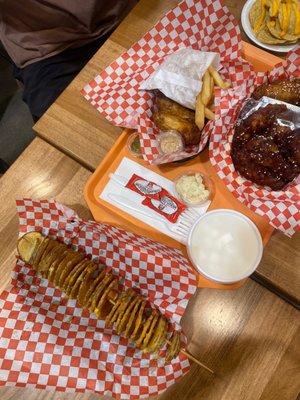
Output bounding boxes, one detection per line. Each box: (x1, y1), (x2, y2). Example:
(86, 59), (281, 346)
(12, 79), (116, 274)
(140, 48), (220, 110)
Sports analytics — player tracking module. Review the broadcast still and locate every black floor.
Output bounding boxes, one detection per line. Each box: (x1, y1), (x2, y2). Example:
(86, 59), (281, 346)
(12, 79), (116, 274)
(0, 46), (35, 170)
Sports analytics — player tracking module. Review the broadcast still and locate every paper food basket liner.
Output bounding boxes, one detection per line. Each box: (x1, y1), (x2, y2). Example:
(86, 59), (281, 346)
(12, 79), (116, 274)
(82, 0), (299, 236)
(0, 199), (197, 399)
(82, 0), (250, 164)
(209, 46), (300, 237)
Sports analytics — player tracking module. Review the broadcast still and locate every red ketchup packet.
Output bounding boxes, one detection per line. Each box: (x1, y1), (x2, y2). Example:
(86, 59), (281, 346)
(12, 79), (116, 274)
(126, 174), (186, 223)
(142, 196), (186, 223)
(126, 173), (164, 199)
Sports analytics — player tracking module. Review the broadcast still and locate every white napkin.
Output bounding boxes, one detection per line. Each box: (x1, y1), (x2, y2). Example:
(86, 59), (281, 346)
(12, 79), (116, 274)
(140, 48), (220, 110)
(100, 157), (210, 244)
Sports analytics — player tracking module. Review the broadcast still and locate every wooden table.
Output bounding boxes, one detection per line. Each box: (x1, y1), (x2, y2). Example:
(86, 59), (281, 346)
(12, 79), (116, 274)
(0, 138), (299, 400)
(34, 0), (247, 172)
(34, 0), (299, 306)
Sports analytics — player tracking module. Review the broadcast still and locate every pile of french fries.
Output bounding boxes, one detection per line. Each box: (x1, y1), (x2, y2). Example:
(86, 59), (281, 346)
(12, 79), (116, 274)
(195, 65), (231, 130)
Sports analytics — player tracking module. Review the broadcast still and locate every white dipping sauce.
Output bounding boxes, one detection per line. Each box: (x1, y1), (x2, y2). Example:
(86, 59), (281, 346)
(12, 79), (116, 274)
(188, 210), (262, 283)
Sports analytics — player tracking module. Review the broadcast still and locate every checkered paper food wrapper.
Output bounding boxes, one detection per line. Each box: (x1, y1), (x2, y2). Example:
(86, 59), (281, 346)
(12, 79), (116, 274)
(0, 199), (197, 399)
(82, 0), (251, 165)
(209, 46), (300, 237)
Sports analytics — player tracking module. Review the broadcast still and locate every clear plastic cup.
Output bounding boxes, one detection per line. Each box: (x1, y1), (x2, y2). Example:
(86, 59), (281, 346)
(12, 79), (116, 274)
(187, 209), (263, 284)
(174, 171), (215, 207)
(126, 132), (143, 158)
(157, 131), (184, 155)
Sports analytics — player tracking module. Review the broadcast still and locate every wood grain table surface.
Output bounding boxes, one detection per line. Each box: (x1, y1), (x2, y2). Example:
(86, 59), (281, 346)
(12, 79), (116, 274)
(33, 0), (299, 306)
(0, 138), (299, 400)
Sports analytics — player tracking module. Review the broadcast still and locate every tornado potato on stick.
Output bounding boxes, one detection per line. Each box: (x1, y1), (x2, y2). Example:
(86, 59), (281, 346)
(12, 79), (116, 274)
(17, 231), (215, 371)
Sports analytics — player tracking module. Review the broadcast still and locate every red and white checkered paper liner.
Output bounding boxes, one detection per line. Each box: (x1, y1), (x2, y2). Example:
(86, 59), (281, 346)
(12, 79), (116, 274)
(209, 46), (300, 236)
(82, 0), (250, 165)
(0, 199), (197, 399)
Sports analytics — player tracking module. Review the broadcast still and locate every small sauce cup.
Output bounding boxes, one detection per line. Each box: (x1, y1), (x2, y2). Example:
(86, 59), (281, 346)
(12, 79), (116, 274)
(174, 171), (215, 207)
(126, 132), (143, 158)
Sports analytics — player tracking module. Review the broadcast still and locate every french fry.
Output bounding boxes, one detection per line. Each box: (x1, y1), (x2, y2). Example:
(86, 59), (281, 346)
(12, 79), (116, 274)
(195, 95), (205, 130)
(209, 76), (215, 106)
(208, 65), (231, 89)
(210, 75), (214, 96)
(208, 102), (215, 112)
(204, 107), (215, 121)
(201, 70), (212, 106)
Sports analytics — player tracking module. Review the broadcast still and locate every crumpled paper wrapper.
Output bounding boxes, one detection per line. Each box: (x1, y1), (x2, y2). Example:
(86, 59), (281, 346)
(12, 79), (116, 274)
(209, 46), (300, 236)
(140, 48), (220, 110)
(82, 0), (246, 165)
(0, 199), (197, 399)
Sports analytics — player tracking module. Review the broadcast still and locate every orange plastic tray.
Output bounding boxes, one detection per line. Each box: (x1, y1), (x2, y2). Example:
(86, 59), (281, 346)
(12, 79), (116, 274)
(84, 42), (280, 290)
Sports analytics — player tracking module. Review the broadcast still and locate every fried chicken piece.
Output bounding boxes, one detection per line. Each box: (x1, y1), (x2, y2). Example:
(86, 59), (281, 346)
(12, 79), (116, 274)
(232, 104), (285, 149)
(289, 129), (300, 164)
(152, 91), (201, 146)
(153, 112), (199, 146)
(232, 103), (300, 191)
(252, 78), (300, 106)
(155, 94), (195, 121)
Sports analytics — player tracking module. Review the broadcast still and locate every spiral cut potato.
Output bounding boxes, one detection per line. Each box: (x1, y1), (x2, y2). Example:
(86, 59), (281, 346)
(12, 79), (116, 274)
(17, 232), (181, 361)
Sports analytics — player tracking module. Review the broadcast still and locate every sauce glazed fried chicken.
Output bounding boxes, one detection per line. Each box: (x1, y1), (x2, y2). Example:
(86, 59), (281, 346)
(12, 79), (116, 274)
(231, 103), (300, 191)
(252, 78), (300, 106)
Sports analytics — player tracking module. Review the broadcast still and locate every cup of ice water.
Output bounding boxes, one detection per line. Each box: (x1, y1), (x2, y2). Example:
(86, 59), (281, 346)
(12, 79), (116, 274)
(187, 209), (263, 284)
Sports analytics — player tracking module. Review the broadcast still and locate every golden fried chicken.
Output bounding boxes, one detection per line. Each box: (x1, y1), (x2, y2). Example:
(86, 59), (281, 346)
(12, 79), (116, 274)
(152, 91), (201, 146)
(155, 94), (195, 121)
(252, 78), (300, 106)
(231, 103), (300, 191)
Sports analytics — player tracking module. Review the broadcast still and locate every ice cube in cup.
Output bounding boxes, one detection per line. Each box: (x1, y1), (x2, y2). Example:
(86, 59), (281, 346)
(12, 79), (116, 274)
(187, 209), (263, 284)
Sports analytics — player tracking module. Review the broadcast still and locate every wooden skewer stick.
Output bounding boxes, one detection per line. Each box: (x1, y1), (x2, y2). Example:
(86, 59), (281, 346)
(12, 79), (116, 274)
(175, 345), (214, 374)
(107, 297), (214, 373)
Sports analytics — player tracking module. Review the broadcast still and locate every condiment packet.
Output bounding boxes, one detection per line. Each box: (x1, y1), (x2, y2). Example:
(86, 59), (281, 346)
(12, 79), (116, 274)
(126, 173), (187, 223)
(142, 196), (186, 224)
(100, 157), (210, 243)
(125, 173), (164, 199)
(140, 48), (220, 110)
(0, 199), (198, 399)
